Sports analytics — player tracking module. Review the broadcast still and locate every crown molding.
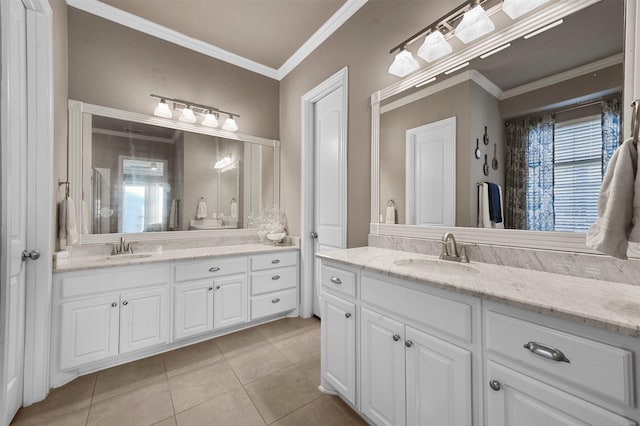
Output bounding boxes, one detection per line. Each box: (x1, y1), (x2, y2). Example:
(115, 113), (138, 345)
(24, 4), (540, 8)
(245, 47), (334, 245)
(67, 0), (368, 81)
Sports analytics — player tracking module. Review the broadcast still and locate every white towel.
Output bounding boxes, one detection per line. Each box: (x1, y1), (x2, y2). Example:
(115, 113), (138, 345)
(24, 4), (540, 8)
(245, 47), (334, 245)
(586, 138), (639, 259)
(478, 183), (504, 229)
(169, 199), (178, 230)
(58, 197), (79, 247)
(385, 205), (396, 224)
(196, 198), (207, 219)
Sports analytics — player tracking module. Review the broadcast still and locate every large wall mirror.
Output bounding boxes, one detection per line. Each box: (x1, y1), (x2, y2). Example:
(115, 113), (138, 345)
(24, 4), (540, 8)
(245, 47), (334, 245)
(68, 100), (280, 242)
(372, 0), (634, 252)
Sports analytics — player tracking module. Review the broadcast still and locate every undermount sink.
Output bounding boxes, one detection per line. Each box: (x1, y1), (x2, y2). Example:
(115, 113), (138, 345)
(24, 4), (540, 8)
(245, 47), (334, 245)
(101, 254), (153, 262)
(393, 258), (480, 275)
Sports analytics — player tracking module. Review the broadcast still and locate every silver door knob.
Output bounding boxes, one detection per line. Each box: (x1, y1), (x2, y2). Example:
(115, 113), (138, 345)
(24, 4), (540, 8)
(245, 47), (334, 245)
(122, 300), (128, 306)
(392, 334), (401, 342)
(22, 249), (40, 261)
(345, 312), (351, 318)
(489, 380), (501, 391)
(310, 231), (318, 239)
(111, 302), (118, 308)
(405, 340), (413, 348)
(216, 285), (221, 290)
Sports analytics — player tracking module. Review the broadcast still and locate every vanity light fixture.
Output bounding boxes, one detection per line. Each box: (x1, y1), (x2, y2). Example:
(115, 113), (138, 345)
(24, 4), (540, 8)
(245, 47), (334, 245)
(502, 0), (549, 19)
(388, 48), (421, 77)
(523, 19), (563, 39)
(417, 30), (453, 63)
(415, 77), (437, 88)
(444, 61), (470, 75)
(455, 3), (495, 44)
(480, 42), (511, 59)
(149, 94), (240, 131)
(213, 154), (233, 170)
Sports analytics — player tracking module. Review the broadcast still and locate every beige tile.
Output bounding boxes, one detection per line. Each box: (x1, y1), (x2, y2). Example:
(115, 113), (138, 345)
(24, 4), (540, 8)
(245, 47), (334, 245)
(272, 327), (321, 364)
(168, 360), (241, 413)
(225, 342), (291, 384)
(255, 317), (320, 343)
(162, 339), (224, 377)
(245, 364), (322, 423)
(11, 374), (96, 426)
(34, 407), (88, 426)
(93, 355), (166, 403)
(327, 395), (368, 426)
(151, 416), (176, 426)
(293, 357), (321, 387)
(271, 395), (355, 426)
(214, 327), (267, 356)
(176, 388), (265, 426)
(87, 380), (173, 426)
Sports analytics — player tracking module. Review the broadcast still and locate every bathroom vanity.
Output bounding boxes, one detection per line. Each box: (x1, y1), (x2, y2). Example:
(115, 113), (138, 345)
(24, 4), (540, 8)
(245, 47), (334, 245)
(318, 247), (640, 425)
(51, 244), (299, 387)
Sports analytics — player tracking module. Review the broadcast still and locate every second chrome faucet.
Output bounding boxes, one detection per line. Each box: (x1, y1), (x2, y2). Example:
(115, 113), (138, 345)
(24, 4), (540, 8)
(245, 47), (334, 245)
(111, 236), (133, 255)
(439, 232), (469, 263)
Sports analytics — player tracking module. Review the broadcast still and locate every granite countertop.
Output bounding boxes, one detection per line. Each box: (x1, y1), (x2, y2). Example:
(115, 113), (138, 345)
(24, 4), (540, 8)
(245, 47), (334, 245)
(54, 243), (299, 273)
(317, 247), (640, 337)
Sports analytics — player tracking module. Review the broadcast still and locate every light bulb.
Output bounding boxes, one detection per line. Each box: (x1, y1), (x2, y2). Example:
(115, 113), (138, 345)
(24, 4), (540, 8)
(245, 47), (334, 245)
(179, 106), (196, 123)
(388, 49), (420, 77)
(222, 116), (239, 132)
(202, 111), (219, 127)
(455, 5), (495, 44)
(502, 0), (549, 19)
(417, 30), (452, 63)
(153, 99), (172, 118)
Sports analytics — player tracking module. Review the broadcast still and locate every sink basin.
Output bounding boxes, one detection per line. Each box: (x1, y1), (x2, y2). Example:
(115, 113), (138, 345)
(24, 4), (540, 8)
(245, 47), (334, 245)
(102, 254), (153, 262)
(393, 258), (479, 275)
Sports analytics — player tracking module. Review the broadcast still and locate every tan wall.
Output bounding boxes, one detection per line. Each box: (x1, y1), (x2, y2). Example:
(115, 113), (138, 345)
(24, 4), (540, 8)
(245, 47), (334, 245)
(181, 133), (219, 230)
(279, 1), (460, 247)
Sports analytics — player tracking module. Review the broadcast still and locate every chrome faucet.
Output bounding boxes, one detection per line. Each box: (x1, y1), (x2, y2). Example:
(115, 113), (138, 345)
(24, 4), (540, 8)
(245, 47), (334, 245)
(111, 236), (133, 255)
(439, 232), (469, 263)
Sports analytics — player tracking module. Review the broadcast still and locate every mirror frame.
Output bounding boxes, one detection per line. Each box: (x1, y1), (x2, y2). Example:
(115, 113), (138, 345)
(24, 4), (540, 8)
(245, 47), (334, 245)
(370, 0), (640, 255)
(68, 99), (281, 244)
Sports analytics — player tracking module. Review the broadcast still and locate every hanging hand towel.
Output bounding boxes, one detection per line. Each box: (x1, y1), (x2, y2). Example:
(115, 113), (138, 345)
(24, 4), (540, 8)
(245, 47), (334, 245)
(196, 198), (207, 219)
(487, 183), (503, 223)
(586, 138), (638, 259)
(58, 197), (79, 247)
(169, 199), (179, 230)
(478, 183), (504, 229)
(385, 206), (396, 224)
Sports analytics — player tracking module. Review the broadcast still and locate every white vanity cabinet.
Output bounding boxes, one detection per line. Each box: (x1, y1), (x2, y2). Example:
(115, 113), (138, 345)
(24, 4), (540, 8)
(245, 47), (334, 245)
(249, 251), (298, 320)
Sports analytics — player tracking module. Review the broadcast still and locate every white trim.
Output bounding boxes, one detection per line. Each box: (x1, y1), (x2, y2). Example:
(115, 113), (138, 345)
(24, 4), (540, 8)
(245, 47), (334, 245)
(500, 53), (624, 99)
(624, 0), (640, 141)
(300, 67), (348, 318)
(277, 0), (367, 79)
(92, 128), (175, 144)
(66, 0), (367, 81)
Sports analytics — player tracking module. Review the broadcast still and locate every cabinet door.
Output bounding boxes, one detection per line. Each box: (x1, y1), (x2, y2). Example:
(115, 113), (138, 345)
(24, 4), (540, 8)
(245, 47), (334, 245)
(405, 326), (472, 426)
(486, 361), (635, 426)
(361, 308), (406, 426)
(321, 292), (356, 405)
(59, 294), (120, 370)
(213, 275), (248, 330)
(174, 279), (214, 340)
(119, 286), (169, 354)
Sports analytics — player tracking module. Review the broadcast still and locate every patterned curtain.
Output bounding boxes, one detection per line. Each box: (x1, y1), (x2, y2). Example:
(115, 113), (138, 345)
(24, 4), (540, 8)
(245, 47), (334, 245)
(504, 120), (528, 229)
(526, 115), (555, 231)
(602, 97), (622, 174)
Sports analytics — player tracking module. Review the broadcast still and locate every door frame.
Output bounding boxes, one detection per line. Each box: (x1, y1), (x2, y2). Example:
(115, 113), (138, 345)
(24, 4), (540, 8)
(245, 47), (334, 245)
(0, 0), (53, 407)
(300, 67), (348, 318)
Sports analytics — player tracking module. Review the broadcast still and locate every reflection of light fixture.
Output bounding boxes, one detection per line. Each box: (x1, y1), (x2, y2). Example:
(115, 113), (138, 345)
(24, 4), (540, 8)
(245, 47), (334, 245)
(153, 99), (172, 118)
(444, 61), (470, 75)
(388, 48), (420, 77)
(502, 0), (549, 19)
(480, 43), (511, 59)
(222, 115), (239, 132)
(201, 111), (219, 128)
(524, 19), (563, 39)
(179, 106), (197, 123)
(213, 154), (233, 170)
(415, 77), (436, 88)
(417, 30), (452, 63)
(221, 161), (239, 173)
(455, 4), (495, 44)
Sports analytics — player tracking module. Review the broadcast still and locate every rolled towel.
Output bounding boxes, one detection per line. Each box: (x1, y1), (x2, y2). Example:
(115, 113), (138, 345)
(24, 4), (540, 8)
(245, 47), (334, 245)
(385, 205), (396, 224)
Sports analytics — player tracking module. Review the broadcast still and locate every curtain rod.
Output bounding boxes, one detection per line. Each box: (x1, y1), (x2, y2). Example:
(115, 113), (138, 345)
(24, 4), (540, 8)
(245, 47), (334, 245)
(505, 95), (621, 126)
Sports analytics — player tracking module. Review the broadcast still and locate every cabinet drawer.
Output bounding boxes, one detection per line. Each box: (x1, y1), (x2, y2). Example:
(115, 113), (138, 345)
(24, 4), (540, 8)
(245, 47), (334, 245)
(485, 311), (634, 407)
(361, 274), (472, 342)
(250, 288), (297, 320)
(174, 257), (246, 282)
(321, 264), (356, 298)
(251, 251), (297, 271)
(59, 265), (169, 299)
(251, 266), (297, 296)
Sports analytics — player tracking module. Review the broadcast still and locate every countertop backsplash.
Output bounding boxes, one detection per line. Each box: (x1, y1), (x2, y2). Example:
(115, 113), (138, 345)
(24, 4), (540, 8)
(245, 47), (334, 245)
(369, 234), (640, 287)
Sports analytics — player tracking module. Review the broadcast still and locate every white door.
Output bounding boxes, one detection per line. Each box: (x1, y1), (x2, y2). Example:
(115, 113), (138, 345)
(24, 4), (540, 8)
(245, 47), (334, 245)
(213, 275), (248, 330)
(174, 280), (214, 340)
(406, 117), (456, 226)
(405, 326), (472, 426)
(1, 1), (28, 422)
(486, 362), (634, 426)
(360, 308), (406, 426)
(321, 292), (355, 405)
(312, 87), (346, 317)
(119, 287), (169, 354)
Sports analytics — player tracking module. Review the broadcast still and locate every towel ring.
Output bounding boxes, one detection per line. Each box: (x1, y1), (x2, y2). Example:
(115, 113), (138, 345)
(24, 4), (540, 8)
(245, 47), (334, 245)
(58, 179), (70, 198)
(387, 199), (397, 209)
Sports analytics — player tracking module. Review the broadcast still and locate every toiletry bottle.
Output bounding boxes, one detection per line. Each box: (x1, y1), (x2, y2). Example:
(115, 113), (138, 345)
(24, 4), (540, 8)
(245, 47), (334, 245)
(230, 197), (238, 218)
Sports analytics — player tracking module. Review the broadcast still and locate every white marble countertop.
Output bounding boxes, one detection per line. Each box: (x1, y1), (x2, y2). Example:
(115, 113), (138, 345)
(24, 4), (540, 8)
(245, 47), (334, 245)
(54, 243), (299, 273)
(317, 247), (640, 337)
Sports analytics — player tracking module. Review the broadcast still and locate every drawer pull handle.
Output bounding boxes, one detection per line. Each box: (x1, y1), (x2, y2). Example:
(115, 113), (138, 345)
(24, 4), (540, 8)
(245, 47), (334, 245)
(272, 275), (280, 280)
(489, 380), (501, 391)
(330, 276), (342, 285)
(272, 298), (280, 303)
(271, 259), (280, 264)
(209, 267), (220, 272)
(392, 334), (401, 342)
(345, 312), (351, 318)
(523, 341), (570, 363)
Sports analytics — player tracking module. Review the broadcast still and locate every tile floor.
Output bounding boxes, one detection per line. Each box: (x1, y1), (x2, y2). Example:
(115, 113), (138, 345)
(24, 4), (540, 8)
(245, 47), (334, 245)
(11, 317), (366, 426)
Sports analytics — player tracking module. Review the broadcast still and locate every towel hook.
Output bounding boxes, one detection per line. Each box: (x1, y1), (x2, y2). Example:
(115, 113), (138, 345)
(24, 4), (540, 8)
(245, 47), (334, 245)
(58, 179), (70, 198)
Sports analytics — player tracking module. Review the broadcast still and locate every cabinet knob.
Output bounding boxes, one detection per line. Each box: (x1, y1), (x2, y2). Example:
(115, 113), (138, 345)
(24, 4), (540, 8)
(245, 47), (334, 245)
(271, 259), (280, 264)
(122, 300), (128, 306)
(345, 312), (351, 318)
(272, 298), (280, 303)
(405, 340), (413, 348)
(216, 285), (221, 290)
(489, 380), (501, 391)
(111, 302), (118, 308)
(272, 275), (280, 280)
(208, 287), (213, 291)
(209, 267), (220, 272)
(330, 276), (342, 285)
(392, 334), (401, 342)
